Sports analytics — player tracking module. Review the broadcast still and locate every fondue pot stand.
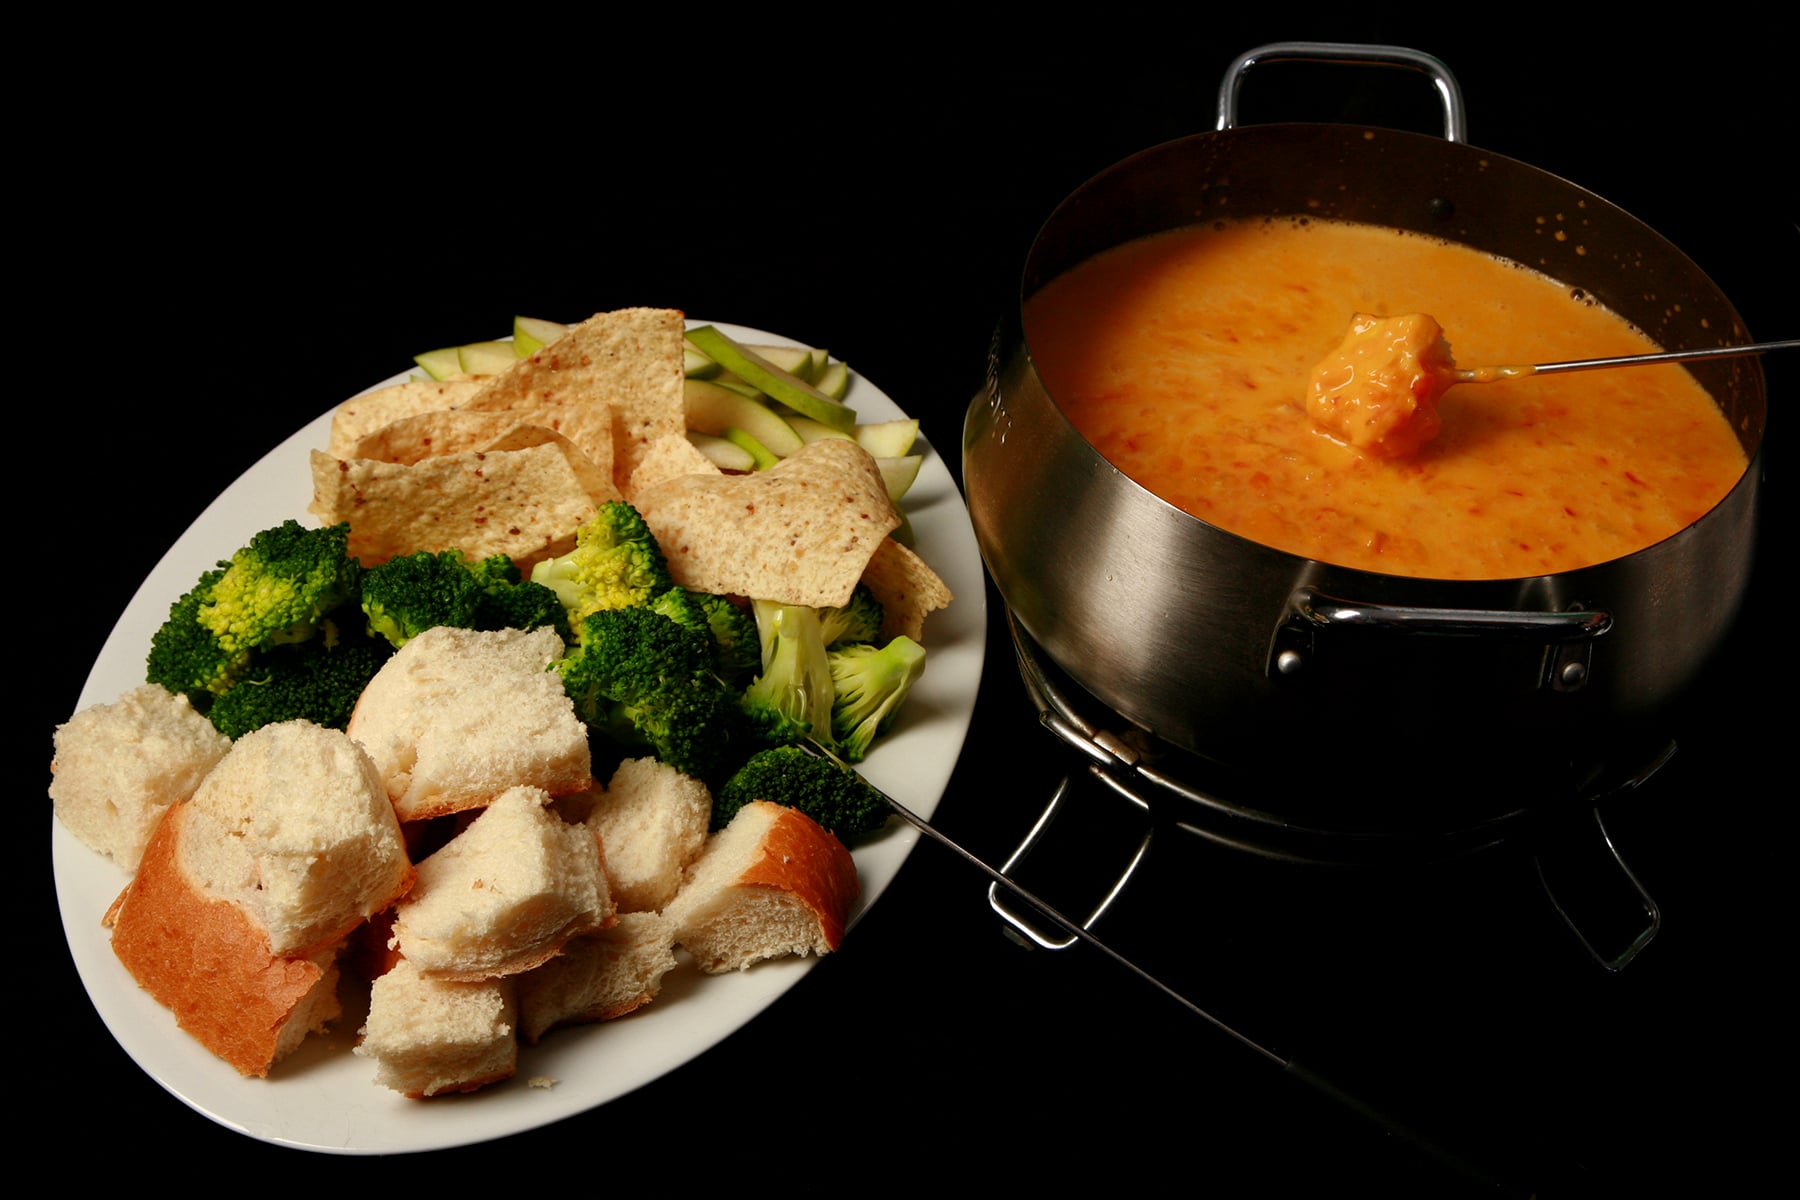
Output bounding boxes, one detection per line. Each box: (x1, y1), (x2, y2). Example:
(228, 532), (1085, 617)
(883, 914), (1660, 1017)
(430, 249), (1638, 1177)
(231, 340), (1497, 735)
(961, 43), (1764, 837)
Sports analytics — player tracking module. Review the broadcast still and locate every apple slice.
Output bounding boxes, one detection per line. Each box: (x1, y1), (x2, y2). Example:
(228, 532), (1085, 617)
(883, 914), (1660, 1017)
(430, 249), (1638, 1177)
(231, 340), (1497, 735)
(685, 343), (721, 379)
(414, 346), (465, 381)
(513, 316), (567, 357)
(724, 427), (781, 471)
(684, 379), (805, 458)
(855, 418), (919, 458)
(876, 455), (922, 503)
(786, 416), (855, 445)
(687, 431), (756, 472)
(814, 358), (850, 400)
(741, 343), (816, 381)
(685, 325), (856, 432)
(459, 340), (517, 377)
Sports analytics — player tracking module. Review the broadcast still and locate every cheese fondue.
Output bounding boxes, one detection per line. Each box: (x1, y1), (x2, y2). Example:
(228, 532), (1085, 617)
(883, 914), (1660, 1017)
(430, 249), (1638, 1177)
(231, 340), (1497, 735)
(1023, 217), (1748, 579)
(1306, 312), (1457, 458)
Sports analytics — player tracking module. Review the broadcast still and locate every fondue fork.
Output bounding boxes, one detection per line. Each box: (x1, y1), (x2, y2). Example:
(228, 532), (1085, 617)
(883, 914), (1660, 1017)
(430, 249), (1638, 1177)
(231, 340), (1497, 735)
(797, 738), (1531, 1195)
(1453, 337), (1799, 382)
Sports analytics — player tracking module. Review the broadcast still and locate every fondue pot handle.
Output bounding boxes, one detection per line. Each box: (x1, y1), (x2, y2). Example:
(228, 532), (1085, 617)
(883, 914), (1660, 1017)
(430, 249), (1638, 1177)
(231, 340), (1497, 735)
(1275, 586), (1614, 691)
(1217, 42), (1468, 144)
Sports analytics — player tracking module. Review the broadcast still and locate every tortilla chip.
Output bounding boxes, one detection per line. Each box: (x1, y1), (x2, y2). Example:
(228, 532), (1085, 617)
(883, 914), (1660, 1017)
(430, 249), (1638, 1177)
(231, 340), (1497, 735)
(463, 308), (685, 496)
(349, 410), (524, 464)
(860, 536), (953, 642)
(328, 379), (484, 459)
(632, 438), (899, 609)
(624, 432), (722, 501)
(309, 446), (596, 570)
(482, 424), (621, 507)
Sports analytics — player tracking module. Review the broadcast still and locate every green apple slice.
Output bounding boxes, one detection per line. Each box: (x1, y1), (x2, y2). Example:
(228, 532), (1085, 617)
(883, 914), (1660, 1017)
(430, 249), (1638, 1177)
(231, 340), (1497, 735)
(876, 454), (922, 503)
(855, 417), (919, 457)
(685, 325), (856, 431)
(459, 340), (518, 377)
(814, 358), (850, 400)
(684, 378), (804, 457)
(710, 375), (765, 399)
(684, 344), (721, 379)
(414, 346), (465, 381)
(741, 343), (816, 381)
(786, 416), (856, 445)
(724, 427), (781, 471)
(513, 315), (566, 357)
(687, 431), (757, 472)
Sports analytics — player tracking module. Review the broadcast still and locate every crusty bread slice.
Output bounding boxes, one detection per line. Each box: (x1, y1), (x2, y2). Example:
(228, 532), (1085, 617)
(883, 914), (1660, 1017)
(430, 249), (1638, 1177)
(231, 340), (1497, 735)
(515, 911), (678, 1043)
(663, 800), (860, 974)
(104, 721), (411, 1076)
(179, 720), (414, 958)
(51, 683), (231, 872)
(346, 625), (593, 822)
(392, 785), (614, 981)
(582, 757), (711, 913)
(106, 802), (345, 1077)
(356, 958), (518, 1098)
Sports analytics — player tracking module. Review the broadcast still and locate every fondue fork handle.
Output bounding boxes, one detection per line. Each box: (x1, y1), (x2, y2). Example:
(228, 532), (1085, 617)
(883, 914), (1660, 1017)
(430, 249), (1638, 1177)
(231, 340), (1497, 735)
(798, 742), (1534, 1195)
(1466, 337), (1800, 380)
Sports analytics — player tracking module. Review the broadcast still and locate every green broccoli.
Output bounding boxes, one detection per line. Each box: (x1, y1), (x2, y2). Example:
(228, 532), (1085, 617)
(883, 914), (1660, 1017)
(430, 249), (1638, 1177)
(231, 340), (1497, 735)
(712, 744), (891, 840)
(557, 605), (745, 781)
(361, 549), (570, 648)
(818, 583), (884, 648)
(827, 636), (926, 762)
(741, 600), (836, 749)
(529, 502), (674, 635)
(473, 573), (571, 641)
(205, 620), (395, 739)
(360, 549), (484, 647)
(652, 588), (760, 684)
(647, 586), (711, 636)
(194, 520), (360, 655)
(145, 565), (245, 703)
(145, 521), (360, 705)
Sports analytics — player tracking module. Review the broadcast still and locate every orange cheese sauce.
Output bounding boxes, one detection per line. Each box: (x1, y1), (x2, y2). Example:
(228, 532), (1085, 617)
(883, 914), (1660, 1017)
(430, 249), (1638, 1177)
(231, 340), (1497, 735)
(1023, 218), (1748, 579)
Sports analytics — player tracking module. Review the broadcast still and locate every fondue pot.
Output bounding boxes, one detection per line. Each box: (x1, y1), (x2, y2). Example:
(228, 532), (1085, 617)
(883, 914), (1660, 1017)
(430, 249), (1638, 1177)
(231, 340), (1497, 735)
(961, 43), (1765, 835)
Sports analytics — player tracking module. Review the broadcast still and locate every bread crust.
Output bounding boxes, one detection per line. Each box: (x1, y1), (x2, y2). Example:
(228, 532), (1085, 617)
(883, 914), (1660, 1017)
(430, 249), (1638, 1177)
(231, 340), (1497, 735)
(739, 805), (859, 953)
(108, 803), (339, 1077)
(666, 801), (861, 973)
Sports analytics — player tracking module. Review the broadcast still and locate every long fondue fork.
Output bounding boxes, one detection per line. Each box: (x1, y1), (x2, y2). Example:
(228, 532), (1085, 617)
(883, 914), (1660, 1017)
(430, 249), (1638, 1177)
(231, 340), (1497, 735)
(799, 738), (1534, 1196)
(1453, 337), (1799, 382)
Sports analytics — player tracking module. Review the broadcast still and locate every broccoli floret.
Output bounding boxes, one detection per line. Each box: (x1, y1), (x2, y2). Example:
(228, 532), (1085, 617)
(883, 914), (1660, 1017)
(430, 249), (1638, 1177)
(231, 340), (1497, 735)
(194, 521), (360, 655)
(360, 549), (484, 647)
(650, 587), (760, 684)
(145, 521), (359, 705)
(818, 583), (884, 647)
(557, 605), (744, 781)
(464, 553), (522, 591)
(828, 636), (926, 762)
(473, 574), (571, 641)
(696, 593), (759, 681)
(361, 548), (571, 647)
(529, 502), (673, 635)
(713, 745), (891, 841)
(648, 586), (710, 636)
(456, 552), (571, 640)
(145, 565), (245, 704)
(741, 600), (836, 749)
(205, 620), (394, 739)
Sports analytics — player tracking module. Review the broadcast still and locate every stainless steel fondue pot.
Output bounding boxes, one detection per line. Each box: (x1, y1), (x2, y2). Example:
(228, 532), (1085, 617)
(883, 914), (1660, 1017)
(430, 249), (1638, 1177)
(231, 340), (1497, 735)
(961, 43), (1764, 833)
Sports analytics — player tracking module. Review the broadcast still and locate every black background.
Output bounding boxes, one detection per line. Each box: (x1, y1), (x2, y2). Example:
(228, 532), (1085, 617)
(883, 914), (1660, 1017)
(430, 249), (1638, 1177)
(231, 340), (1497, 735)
(29, 13), (1794, 1197)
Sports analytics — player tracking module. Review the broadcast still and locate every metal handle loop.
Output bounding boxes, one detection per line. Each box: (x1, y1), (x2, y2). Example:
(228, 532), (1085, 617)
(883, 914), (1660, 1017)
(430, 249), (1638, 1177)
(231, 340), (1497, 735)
(1217, 41), (1467, 143)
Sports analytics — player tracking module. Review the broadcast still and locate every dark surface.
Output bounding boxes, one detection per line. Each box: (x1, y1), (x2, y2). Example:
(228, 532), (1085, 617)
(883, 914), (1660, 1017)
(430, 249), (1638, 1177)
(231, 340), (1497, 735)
(31, 17), (1792, 1197)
